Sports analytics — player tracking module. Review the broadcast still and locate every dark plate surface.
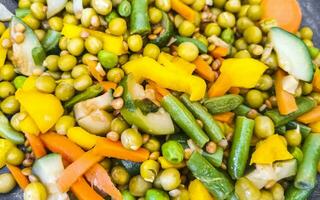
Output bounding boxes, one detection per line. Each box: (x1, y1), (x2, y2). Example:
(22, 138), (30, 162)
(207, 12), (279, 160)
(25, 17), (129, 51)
(0, 0), (320, 199)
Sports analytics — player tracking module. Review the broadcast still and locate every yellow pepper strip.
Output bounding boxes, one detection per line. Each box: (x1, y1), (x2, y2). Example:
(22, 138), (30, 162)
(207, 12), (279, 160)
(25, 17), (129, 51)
(15, 90), (64, 133)
(250, 134), (293, 164)
(61, 24), (126, 55)
(208, 58), (268, 97)
(0, 139), (14, 168)
(0, 29), (10, 68)
(309, 121), (320, 132)
(188, 179), (214, 200)
(158, 157), (186, 169)
(123, 57), (206, 101)
(157, 52), (195, 75)
(67, 127), (102, 150)
(20, 114), (40, 136)
(21, 76), (37, 91)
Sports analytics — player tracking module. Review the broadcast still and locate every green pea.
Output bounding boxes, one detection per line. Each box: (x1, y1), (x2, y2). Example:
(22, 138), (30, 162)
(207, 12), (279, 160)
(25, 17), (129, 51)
(234, 50), (251, 58)
(111, 117), (128, 133)
(71, 64), (89, 78)
(309, 46), (319, 59)
(217, 12), (236, 28)
(149, 7), (163, 24)
(129, 175), (152, 197)
(59, 37), (68, 50)
(243, 26), (262, 44)
(128, 35), (143, 52)
(311, 92), (320, 104)
(204, 23), (221, 37)
(143, 43), (160, 59)
(109, 18), (127, 36)
(6, 147), (24, 165)
(173, 188), (189, 200)
(254, 116), (274, 139)
(63, 14), (79, 25)
(159, 168), (181, 191)
(19, 0), (31, 8)
(140, 160), (160, 182)
(107, 68), (124, 83)
(174, 15), (184, 28)
(1, 96), (20, 115)
(122, 190), (135, 200)
(259, 19), (277, 33)
(155, 0), (171, 12)
(246, 89), (264, 108)
(100, 158), (112, 171)
(91, 0), (112, 15)
(236, 17), (254, 33)
(85, 36), (103, 55)
(58, 54), (77, 72)
(248, 44), (264, 56)
(263, 52), (278, 70)
(24, 182), (47, 200)
(67, 37), (84, 56)
(304, 39), (314, 47)
(111, 165), (130, 185)
(235, 38), (248, 50)
(0, 173), (16, 193)
(55, 115), (75, 135)
(235, 177), (261, 200)
(161, 140), (184, 164)
(98, 50), (118, 69)
(121, 128), (143, 150)
(74, 74), (93, 91)
(238, 5), (250, 17)
(81, 8), (96, 27)
(221, 28), (235, 44)
(65, 1), (74, 13)
(213, 0), (227, 8)
(13, 76), (27, 89)
(22, 14), (40, 30)
(247, 5), (262, 21)
(145, 189), (169, 200)
(178, 20), (196, 37)
(302, 82), (313, 95)
(270, 183), (284, 200)
(35, 75), (56, 93)
(119, 54), (129, 65)
(55, 83), (75, 101)
(48, 17), (63, 31)
(177, 42), (199, 62)
(30, 2), (45, 20)
(34, 29), (45, 41)
(259, 190), (273, 200)
(224, 0), (241, 13)
(192, 0), (205, 11)
(0, 82), (16, 99)
(143, 137), (160, 152)
(300, 26), (313, 40)
(181, 0), (195, 5)
(285, 129), (302, 147)
(256, 74), (273, 91)
(0, 64), (16, 81)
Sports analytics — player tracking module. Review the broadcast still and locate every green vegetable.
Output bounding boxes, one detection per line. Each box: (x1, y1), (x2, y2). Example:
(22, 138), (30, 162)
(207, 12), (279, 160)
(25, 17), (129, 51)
(234, 104), (257, 117)
(202, 146), (224, 167)
(285, 185), (313, 200)
(130, 0), (151, 35)
(41, 30), (61, 53)
(161, 94), (209, 148)
(204, 94), (244, 114)
(174, 35), (208, 54)
(32, 46), (46, 66)
(134, 99), (159, 114)
(118, 0), (131, 17)
(105, 10), (119, 23)
(98, 50), (118, 69)
(286, 121), (311, 139)
(15, 8), (31, 18)
(120, 160), (142, 176)
(161, 140), (184, 164)
(0, 111), (24, 144)
(122, 190), (136, 200)
(13, 76), (27, 89)
(228, 116), (254, 180)
(180, 94), (225, 143)
(290, 147), (303, 164)
(145, 189), (169, 200)
(150, 12), (174, 47)
(64, 84), (103, 109)
(168, 133), (189, 149)
(187, 152), (234, 199)
(265, 97), (316, 127)
(294, 133), (320, 189)
(235, 177), (261, 200)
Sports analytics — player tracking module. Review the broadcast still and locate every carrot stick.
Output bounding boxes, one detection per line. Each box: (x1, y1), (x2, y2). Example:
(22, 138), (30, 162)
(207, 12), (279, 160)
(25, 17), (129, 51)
(7, 164), (29, 190)
(88, 61), (103, 82)
(171, 0), (197, 23)
(24, 133), (46, 159)
(208, 74), (232, 97)
(193, 57), (215, 82)
(213, 112), (235, 124)
(297, 106), (320, 124)
(40, 133), (122, 200)
(71, 177), (104, 200)
(275, 69), (298, 115)
(211, 47), (229, 58)
(147, 80), (170, 97)
(100, 81), (117, 92)
(313, 67), (320, 92)
(93, 138), (150, 162)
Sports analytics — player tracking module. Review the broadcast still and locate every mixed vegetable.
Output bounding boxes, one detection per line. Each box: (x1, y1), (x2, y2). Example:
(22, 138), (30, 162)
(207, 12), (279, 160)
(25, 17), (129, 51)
(0, 0), (319, 199)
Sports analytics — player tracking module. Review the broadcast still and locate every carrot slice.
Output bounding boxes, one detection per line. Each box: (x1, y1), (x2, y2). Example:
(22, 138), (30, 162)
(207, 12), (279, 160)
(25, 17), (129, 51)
(193, 57), (215, 82)
(208, 74), (232, 97)
(213, 112), (235, 124)
(100, 81), (117, 92)
(7, 164), (29, 190)
(24, 133), (46, 159)
(313, 67), (320, 92)
(261, 0), (302, 33)
(71, 177), (104, 200)
(171, 0), (197, 22)
(88, 61), (103, 82)
(297, 106), (320, 124)
(93, 138), (150, 162)
(274, 69), (298, 115)
(211, 47), (229, 58)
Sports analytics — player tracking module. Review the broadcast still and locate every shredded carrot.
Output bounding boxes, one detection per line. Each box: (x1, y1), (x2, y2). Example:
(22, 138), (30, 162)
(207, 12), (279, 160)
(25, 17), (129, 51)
(171, 0), (197, 23)
(88, 60), (104, 82)
(147, 80), (170, 97)
(313, 67), (320, 92)
(100, 81), (117, 92)
(193, 56), (215, 82)
(297, 106), (320, 124)
(275, 69), (298, 115)
(93, 138), (150, 162)
(211, 47), (229, 58)
(213, 112), (235, 124)
(7, 164), (29, 190)
(229, 87), (240, 94)
(24, 132), (46, 159)
(208, 74), (232, 97)
(71, 177), (104, 200)
(40, 133), (122, 200)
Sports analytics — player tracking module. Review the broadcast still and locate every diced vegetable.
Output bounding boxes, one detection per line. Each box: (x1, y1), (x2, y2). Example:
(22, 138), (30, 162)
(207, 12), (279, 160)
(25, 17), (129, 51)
(204, 94), (244, 114)
(150, 12), (173, 47)
(130, 0), (151, 35)
(47, 0), (67, 18)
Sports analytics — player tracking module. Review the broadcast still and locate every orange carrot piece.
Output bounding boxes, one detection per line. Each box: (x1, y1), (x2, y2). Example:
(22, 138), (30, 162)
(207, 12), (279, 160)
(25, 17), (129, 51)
(229, 87), (240, 94)
(275, 70), (298, 115)
(7, 164), (29, 190)
(261, 0), (302, 33)
(71, 177), (104, 200)
(93, 138), (150, 162)
(193, 56), (215, 82)
(211, 47), (229, 58)
(147, 80), (170, 97)
(100, 81), (117, 92)
(213, 112), (235, 124)
(208, 74), (232, 97)
(146, 84), (163, 102)
(57, 149), (104, 192)
(171, 0), (197, 22)
(297, 106), (320, 124)
(24, 132), (46, 159)
(88, 61), (103, 82)
(40, 133), (122, 200)
(313, 67), (320, 92)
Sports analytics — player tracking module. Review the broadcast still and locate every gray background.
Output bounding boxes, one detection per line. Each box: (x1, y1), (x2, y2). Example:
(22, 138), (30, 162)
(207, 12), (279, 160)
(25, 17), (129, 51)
(0, 0), (320, 199)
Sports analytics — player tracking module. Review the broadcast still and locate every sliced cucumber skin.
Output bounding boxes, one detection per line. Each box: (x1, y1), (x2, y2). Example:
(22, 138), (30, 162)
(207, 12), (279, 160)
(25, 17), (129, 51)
(270, 27), (314, 82)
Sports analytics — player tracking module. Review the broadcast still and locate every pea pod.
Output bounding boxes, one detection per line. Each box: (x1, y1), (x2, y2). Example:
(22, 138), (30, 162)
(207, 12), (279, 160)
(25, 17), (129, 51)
(41, 30), (61, 53)
(130, 0), (151, 35)
(204, 94), (244, 115)
(187, 151), (234, 199)
(0, 112), (25, 145)
(180, 94), (225, 143)
(265, 97), (316, 127)
(118, 0), (131, 17)
(161, 94), (209, 148)
(174, 35), (208, 54)
(285, 185), (313, 200)
(150, 12), (174, 47)
(294, 133), (320, 189)
(228, 116), (255, 180)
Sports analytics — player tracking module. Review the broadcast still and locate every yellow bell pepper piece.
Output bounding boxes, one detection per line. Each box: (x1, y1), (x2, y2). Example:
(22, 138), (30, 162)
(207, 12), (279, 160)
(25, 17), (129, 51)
(20, 114), (40, 136)
(157, 52), (195, 75)
(309, 121), (320, 132)
(67, 127), (102, 150)
(21, 76), (37, 91)
(250, 134), (293, 164)
(61, 24), (126, 55)
(188, 179), (214, 200)
(15, 90), (64, 133)
(123, 57), (206, 101)
(158, 157), (186, 169)
(0, 139), (14, 168)
(0, 29), (10, 68)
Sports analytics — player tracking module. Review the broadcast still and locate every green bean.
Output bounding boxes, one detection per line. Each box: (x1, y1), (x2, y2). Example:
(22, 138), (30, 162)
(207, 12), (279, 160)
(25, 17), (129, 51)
(204, 94), (244, 114)
(286, 121), (311, 139)
(228, 116), (255, 180)
(130, 0), (151, 35)
(285, 185), (313, 200)
(32, 46), (46, 66)
(202, 146), (224, 167)
(289, 146), (303, 164)
(118, 0), (131, 17)
(41, 30), (61, 53)
(0, 111), (25, 144)
(294, 133), (320, 189)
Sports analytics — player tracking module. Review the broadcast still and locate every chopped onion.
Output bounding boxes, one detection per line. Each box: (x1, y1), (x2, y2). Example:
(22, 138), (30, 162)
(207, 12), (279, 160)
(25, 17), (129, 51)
(47, 0), (67, 18)
(0, 3), (13, 22)
(282, 75), (299, 94)
(73, 0), (83, 19)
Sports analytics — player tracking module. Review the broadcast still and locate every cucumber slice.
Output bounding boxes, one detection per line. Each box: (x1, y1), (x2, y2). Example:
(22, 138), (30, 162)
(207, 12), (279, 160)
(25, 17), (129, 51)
(270, 27), (314, 82)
